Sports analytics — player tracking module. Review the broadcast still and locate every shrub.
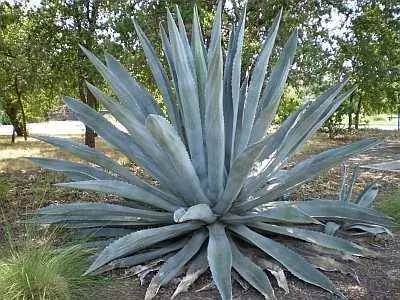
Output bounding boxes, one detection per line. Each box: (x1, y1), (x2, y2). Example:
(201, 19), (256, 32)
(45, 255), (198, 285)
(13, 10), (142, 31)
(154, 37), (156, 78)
(0, 228), (98, 300)
(30, 3), (392, 300)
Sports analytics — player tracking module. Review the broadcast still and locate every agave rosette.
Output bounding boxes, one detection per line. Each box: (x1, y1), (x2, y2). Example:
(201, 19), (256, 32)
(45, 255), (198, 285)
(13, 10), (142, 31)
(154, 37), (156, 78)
(30, 3), (392, 300)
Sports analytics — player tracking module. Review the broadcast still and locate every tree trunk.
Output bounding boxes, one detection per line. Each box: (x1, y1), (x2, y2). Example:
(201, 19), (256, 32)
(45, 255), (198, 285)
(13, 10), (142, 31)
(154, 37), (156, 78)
(348, 112), (352, 131)
(14, 76), (27, 140)
(84, 87), (97, 148)
(354, 97), (362, 130)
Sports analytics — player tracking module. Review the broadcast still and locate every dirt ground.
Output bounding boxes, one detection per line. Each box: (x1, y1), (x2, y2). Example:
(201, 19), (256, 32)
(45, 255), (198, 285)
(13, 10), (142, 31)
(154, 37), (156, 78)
(0, 129), (399, 300)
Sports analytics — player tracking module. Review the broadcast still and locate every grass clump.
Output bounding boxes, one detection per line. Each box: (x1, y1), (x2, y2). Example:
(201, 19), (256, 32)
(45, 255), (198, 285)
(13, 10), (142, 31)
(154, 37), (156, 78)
(0, 229), (100, 300)
(0, 176), (10, 198)
(377, 189), (400, 223)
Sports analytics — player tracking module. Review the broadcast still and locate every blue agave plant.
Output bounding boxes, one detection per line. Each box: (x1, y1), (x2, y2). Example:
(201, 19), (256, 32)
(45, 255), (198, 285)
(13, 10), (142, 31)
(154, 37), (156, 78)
(30, 3), (393, 300)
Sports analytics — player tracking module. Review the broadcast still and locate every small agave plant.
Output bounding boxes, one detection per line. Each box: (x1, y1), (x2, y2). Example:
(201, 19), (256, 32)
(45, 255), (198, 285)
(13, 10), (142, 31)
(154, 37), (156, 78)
(30, 3), (393, 300)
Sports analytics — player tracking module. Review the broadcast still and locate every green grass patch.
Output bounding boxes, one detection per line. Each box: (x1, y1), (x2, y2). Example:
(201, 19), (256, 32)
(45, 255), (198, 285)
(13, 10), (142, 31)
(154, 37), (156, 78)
(0, 227), (103, 300)
(377, 189), (400, 223)
(0, 176), (11, 198)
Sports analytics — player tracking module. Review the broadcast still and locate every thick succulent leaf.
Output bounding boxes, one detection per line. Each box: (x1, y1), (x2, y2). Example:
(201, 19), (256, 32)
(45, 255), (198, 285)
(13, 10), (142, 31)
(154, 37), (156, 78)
(173, 204), (217, 224)
(355, 182), (378, 207)
(249, 82), (350, 191)
(251, 30), (298, 143)
(236, 10), (282, 154)
(62, 96), (169, 183)
(74, 227), (134, 239)
(56, 180), (180, 212)
(86, 222), (201, 274)
(94, 238), (188, 275)
(222, 206), (319, 224)
(133, 20), (179, 127)
(236, 138), (380, 211)
(255, 257), (289, 294)
(27, 157), (116, 181)
(205, 1), (225, 199)
(174, 6), (195, 76)
(233, 74), (249, 158)
(146, 115), (209, 205)
(228, 7), (247, 166)
(295, 200), (393, 226)
(171, 249), (208, 299)
(79, 46), (145, 123)
(250, 222), (373, 256)
(344, 223), (393, 236)
(207, 223), (232, 300)
(104, 53), (162, 116)
(166, 9), (206, 180)
(191, 5), (207, 125)
(86, 83), (185, 200)
(229, 238), (275, 299)
(229, 225), (338, 295)
(145, 230), (207, 300)
(361, 160), (400, 172)
(214, 137), (267, 214)
(32, 135), (137, 183)
(325, 222), (341, 236)
(36, 203), (173, 223)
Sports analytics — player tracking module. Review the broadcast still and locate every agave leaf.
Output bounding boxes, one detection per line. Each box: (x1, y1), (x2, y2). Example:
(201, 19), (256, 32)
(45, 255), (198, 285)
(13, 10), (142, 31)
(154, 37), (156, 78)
(229, 238), (275, 299)
(55, 180), (180, 212)
(74, 227), (134, 239)
(229, 224), (338, 295)
(146, 115), (210, 205)
(173, 204), (217, 224)
(104, 53), (162, 116)
(86, 83), (186, 200)
(250, 82), (350, 189)
(166, 9), (206, 180)
(360, 160), (400, 172)
(295, 200), (392, 226)
(234, 74), (249, 160)
(255, 257), (289, 294)
(33, 215), (168, 225)
(250, 222), (373, 256)
(62, 96), (169, 183)
(214, 136), (268, 214)
(325, 222), (341, 236)
(207, 223), (232, 300)
(191, 5), (207, 125)
(79, 46), (145, 123)
(133, 20), (179, 128)
(251, 29), (298, 143)
(94, 238), (187, 275)
(175, 5), (195, 75)
(145, 230), (207, 300)
(355, 182), (378, 207)
(27, 157), (116, 181)
(228, 6), (247, 166)
(205, 1), (225, 199)
(237, 138), (380, 211)
(86, 222), (201, 274)
(36, 202), (171, 218)
(236, 10), (282, 154)
(171, 249), (208, 299)
(343, 223), (393, 236)
(222, 206), (319, 224)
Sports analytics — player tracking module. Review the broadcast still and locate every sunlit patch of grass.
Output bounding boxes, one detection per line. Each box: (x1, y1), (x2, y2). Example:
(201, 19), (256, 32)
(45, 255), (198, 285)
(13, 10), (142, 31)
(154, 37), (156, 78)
(0, 226), (102, 300)
(377, 189), (400, 223)
(0, 136), (126, 172)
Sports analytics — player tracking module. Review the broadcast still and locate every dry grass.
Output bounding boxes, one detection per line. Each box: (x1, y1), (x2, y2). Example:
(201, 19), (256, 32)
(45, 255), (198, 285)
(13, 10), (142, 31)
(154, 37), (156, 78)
(0, 135), (127, 172)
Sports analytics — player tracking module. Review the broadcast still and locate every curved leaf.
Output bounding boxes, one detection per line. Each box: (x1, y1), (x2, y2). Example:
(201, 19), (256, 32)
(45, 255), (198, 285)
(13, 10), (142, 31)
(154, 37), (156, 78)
(86, 222), (201, 274)
(207, 223), (232, 300)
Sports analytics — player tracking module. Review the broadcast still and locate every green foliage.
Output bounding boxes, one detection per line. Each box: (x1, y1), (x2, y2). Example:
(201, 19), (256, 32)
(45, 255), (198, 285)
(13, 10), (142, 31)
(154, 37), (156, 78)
(377, 189), (400, 223)
(0, 176), (11, 198)
(0, 229), (99, 300)
(31, 4), (393, 300)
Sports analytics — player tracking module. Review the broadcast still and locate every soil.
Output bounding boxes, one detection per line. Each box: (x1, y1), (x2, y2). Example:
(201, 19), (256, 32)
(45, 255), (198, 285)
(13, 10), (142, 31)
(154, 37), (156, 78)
(1, 129), (399, 300)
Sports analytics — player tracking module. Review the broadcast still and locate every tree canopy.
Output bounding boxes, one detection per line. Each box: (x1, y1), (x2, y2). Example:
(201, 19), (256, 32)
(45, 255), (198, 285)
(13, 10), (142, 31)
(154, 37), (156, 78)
(0, 0), (398, 143)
